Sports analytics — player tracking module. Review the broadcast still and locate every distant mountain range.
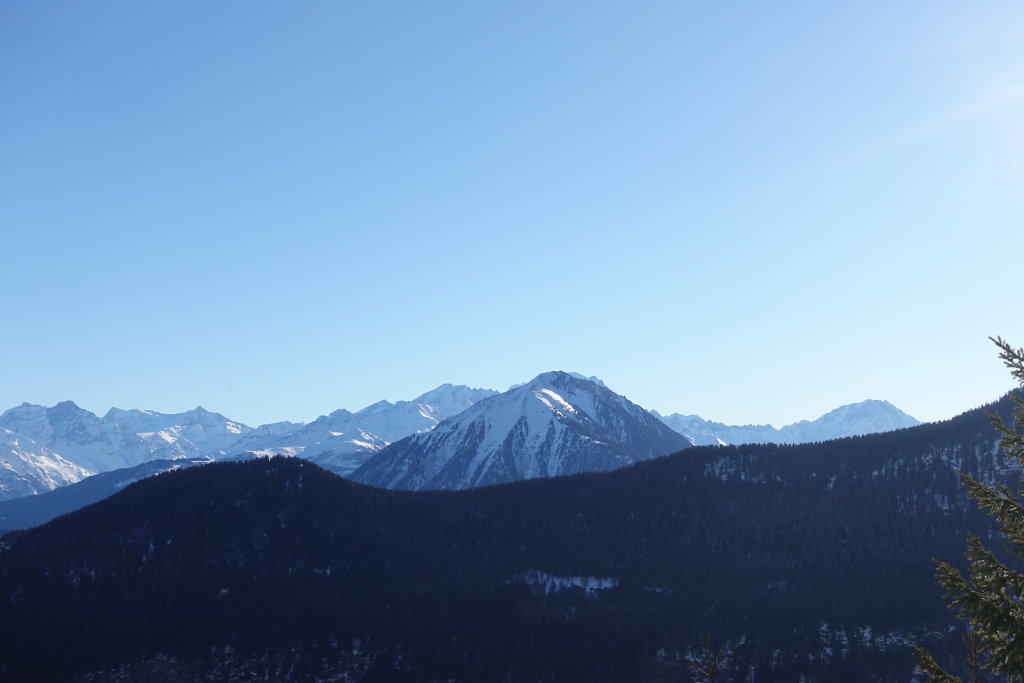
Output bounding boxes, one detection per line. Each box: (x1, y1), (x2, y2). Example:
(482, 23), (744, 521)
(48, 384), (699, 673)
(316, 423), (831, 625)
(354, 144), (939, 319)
(0, 385), (495, 502)
(0, 375), (919, 502)
(227, 384), (498, 474)
(0, 401), (246, 474)
(652, 398), (920, 446)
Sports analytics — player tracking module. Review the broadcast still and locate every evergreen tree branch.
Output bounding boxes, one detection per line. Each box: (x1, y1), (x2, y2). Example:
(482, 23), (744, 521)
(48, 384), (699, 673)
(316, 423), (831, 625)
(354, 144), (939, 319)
(914, 643), (964, 683)
(917, 338), (1024, 679)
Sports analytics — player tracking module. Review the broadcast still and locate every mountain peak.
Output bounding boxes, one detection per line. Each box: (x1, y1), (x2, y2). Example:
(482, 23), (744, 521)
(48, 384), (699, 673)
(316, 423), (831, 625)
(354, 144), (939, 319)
(102, 406), (151, 421)
(352, 372), (690, 491)
(413, 383), (494, 401)
(510, 371), (607, 392)
(352, 399), (396, 418)
(526, 370), (576, 386)
(567, 372), (607, 388)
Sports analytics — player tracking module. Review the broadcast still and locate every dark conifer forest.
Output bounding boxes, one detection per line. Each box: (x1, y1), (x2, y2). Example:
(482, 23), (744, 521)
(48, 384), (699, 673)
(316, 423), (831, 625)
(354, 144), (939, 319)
(0, 394), (1019, 682)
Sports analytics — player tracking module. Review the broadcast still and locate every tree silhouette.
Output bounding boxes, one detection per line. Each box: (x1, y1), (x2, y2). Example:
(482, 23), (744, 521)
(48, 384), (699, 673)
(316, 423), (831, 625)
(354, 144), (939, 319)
(916, 337), (1024, 681)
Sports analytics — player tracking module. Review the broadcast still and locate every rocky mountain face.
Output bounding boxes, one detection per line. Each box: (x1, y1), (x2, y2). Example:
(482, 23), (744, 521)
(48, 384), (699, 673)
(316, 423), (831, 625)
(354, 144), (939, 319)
(653, 398), (920, 446)
(351, 372), (692, 490)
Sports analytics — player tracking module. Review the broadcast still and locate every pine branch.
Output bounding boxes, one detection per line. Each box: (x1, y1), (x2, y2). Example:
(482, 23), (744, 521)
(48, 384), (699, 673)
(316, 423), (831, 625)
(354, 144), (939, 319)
(914, 643), (964, 683)
(991, 337), (1024, 387)
(917, 338), (1024, 680)
(958, 474), (1024, 552)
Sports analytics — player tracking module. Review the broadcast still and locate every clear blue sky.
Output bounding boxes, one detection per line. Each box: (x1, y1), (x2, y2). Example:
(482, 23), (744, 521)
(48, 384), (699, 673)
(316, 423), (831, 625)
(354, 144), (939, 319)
(2, 1), (1023, 427)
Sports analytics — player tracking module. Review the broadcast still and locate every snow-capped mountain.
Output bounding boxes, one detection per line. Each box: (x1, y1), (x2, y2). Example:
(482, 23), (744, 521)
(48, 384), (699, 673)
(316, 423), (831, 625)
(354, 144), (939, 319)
(103, 406), (250, 459)
(0, 401), (249, 474)
(780, 399), (920, 442)
(653, 399), (920, 446)
(226, 384), (497, 475)
(0, 385), (919, 501)
(0, 386), (496, 500)
(0, 401), (156, 473)
(350, 372), (692, 490)
(0, 428), (92, 501)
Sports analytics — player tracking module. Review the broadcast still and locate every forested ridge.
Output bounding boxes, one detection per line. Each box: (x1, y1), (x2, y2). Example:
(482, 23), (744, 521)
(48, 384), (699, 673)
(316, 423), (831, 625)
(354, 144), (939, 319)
(0, 393), (1018, 682)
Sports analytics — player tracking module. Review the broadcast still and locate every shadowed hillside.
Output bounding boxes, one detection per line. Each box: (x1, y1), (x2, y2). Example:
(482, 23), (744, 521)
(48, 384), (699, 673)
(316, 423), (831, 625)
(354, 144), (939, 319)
(0, 394), (1018, 681)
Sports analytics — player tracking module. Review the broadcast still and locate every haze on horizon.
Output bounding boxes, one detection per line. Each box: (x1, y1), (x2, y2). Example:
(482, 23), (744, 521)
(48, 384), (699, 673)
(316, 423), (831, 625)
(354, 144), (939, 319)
(2, 1), (1022, 427)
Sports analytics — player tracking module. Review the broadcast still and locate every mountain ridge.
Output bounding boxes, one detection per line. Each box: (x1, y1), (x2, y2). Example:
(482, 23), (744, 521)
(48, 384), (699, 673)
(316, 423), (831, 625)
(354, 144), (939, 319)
(653, 398), (920, 446)
(0, 380), (919, 501)
(0, 384), (498, 500)
(0, 392), (1015, 681)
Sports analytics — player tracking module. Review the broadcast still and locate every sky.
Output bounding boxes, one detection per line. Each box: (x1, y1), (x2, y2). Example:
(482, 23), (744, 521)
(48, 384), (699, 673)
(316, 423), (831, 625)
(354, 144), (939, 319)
(2, 1), (1023, 428)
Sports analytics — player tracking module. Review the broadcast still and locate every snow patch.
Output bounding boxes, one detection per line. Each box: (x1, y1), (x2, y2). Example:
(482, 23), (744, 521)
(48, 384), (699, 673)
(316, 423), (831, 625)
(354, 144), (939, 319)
(535, 389), (578, 414)
(516, 570), (618, 595)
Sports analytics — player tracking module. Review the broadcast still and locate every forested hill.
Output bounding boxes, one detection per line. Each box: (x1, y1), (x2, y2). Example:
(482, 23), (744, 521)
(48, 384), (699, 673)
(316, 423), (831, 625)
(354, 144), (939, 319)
(0, 393), (1018, 682)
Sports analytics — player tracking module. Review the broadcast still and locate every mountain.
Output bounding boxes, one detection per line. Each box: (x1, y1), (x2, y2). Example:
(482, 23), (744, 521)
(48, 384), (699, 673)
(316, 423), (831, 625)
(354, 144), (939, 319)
(102, 406), (249, 458)
(0, 401), (248, 475)
(0, 402), (241, 500)
(351, 371), (692, 490)
(225, 384), (498, 475)
(0, 388), (917, 501)
(0, 428), (91, 501)
(0, 394), (1016, 681)
(0, 401), (156, 472)
(654, 398), (920, 446)
(781, 398), (920, 442)
(0, 457), (212, 530)
(0, 402), (251, 501)
(0, 386), (494, 499)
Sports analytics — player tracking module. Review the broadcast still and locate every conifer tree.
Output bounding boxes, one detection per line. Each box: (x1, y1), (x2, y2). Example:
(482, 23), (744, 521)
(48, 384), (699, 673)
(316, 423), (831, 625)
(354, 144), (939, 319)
(916, 337), (1024, 681)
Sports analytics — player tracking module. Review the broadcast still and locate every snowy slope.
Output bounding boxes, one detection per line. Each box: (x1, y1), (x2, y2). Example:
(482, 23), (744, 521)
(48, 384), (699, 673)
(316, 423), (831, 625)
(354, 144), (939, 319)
(351, 372), (692, 490)
(653, 399), (920, 446)
(224, 384), (497, 475)
(0, 386), (495, 498)
(0, 401), (253, 474)
(778, 399), (920, 442)
(0, 428), (92, 501)
(103, 406), (250, 459)
(0, 401), (155, 472)
(0, 387), (917, 500)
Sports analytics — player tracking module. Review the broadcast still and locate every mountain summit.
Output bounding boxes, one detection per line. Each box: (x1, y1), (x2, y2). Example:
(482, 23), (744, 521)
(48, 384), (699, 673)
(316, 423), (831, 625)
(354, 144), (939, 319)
(351, 371), (691, 490)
